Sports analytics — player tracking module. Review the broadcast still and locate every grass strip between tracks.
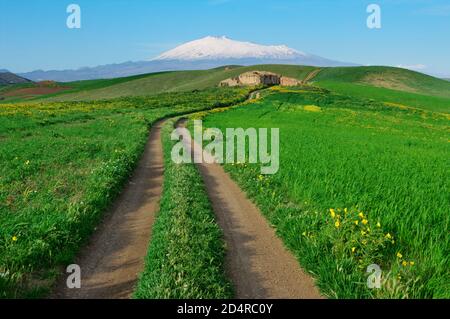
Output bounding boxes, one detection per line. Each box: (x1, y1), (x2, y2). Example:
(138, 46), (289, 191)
(134, 118), (232, 299)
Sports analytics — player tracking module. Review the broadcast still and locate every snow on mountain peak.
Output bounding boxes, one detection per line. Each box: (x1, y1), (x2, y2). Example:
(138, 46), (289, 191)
(152, 36), (307, 61)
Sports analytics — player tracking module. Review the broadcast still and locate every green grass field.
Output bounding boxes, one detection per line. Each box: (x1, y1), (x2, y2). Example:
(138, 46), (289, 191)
(314, 66), (450, 98)
(0, 88), (250, 298)
(200, 86), (449, 298)
(1, 64), (449, 299)
(0, 73), (161, 103)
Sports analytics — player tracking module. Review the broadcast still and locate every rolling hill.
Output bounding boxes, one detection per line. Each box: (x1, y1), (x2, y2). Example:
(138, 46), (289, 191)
(44, 65), (317, 101)
(314, 66), (450, 98)
(5, 64), (450, 114)
(0, 71), (32, 85)
(43, 65), (450, 103)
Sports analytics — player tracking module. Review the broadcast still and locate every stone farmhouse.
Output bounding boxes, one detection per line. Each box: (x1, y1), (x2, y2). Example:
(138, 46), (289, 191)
(219, 71), (302, 87)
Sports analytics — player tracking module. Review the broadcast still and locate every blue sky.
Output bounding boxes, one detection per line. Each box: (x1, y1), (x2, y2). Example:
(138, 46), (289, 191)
(1, 0), (449, 76)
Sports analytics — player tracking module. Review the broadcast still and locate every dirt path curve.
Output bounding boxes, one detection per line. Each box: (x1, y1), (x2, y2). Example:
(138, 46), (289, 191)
(302, 68), (322, 84)
(52, 120), (165, 299)
(179, 120), (322, 299)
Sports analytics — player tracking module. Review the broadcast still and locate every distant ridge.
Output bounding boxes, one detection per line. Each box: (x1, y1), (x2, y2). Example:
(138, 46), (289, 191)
(0, 71), (32, 85)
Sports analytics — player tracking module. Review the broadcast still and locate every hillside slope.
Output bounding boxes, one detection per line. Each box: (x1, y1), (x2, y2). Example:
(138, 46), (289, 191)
(314, 66), (450, 98)
(30, 65), (450, 114)
(0, 72), (32, 85)
(46, 65), (316, 101)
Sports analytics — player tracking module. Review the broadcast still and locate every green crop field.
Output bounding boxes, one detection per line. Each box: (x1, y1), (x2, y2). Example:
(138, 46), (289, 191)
(0, 88), (250, 298)
(200, 85), (450, 298)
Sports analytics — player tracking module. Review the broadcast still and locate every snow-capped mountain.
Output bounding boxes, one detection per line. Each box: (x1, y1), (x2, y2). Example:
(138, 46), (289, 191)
(151, 36), (355, 68)
(19, 36), (356, 82)
(153, 36), (307, 61)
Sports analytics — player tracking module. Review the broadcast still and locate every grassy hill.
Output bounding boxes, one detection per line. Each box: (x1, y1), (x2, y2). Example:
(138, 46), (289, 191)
(47, 65), (450, 102)
(0, 72), (32, 85)
(44, 65), (316, 101)
(3, 65), (450, 114)
(314, 66), (450, 98)
(0, 73), (156, 103)
(311, 66), (450, 113)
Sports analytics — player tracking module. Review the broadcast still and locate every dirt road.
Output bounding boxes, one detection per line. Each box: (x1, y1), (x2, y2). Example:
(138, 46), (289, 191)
(180, 120), (322, 299)
(302, 68), (322, 84)
(52, 98), (321, 299)
(51, 121), (165, 299)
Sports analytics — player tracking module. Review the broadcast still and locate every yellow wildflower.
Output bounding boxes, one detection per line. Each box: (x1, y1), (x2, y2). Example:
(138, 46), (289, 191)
(351, 247), (356, 253)
(385, 233), (392, 239)
(354, 220), (359, 225)
(12, 236), (17, 242)
(361, 230), (366, 236)
(330, 209), (336, 218)
(402, 261), (408, 267)
(362, 219), (369, 225)
(358, 212), (364, 219)
(409, 261), (415, 266)
(377, 222), (381, 228)
(335, 220), (341, 228)
(397, 252), (403, 259)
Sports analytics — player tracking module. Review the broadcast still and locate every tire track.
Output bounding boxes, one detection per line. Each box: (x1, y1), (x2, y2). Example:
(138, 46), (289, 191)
(178, 119), (322, 299)
(51, 120), (165, 299)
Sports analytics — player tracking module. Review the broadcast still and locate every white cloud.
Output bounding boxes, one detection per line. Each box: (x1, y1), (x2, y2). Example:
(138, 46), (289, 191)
(397, 64), (427, 71)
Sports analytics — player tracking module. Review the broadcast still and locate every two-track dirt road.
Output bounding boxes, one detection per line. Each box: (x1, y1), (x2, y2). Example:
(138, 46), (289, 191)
(52, 104), (321, 299)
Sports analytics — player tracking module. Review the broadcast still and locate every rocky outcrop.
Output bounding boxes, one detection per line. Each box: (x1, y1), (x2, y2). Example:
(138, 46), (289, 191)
(219, 71), (302, 87)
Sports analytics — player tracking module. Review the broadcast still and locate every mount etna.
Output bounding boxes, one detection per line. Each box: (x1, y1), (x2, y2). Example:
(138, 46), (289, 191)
(18, 36), (355, 82)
